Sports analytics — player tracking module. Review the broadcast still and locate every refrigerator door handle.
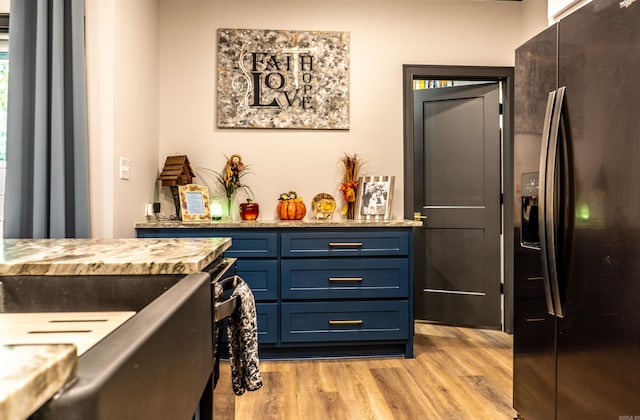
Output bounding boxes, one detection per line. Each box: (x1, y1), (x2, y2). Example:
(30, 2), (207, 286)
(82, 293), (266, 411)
(538, 90), (557, 316)
(546, 86), (566, 318)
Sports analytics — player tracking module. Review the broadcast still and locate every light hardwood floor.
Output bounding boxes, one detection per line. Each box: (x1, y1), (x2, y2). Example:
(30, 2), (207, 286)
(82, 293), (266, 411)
(213, 322), (516, 419)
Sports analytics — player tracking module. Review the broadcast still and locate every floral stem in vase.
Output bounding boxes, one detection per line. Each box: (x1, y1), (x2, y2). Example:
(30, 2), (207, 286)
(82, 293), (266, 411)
(340, 153), (363, 220)
(202, 154), (254, 220)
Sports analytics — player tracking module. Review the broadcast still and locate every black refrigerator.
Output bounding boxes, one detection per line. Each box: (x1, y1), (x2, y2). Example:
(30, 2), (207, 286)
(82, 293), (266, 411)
(513, 0), (640, 419)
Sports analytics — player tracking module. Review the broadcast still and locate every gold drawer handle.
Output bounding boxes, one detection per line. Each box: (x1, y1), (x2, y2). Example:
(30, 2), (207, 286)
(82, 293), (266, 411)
(328, 242), (363, 247)
(329, 320), (363, 325)
(328, 277), (363, 282)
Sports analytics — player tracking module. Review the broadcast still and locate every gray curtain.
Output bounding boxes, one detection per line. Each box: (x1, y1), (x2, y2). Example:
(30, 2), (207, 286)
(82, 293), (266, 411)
(4, 0), (89, 238)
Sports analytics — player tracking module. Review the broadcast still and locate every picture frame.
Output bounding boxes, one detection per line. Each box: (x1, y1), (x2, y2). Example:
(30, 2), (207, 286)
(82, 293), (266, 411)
(178, 184), (211, 221)
(355, 176), (394, 220)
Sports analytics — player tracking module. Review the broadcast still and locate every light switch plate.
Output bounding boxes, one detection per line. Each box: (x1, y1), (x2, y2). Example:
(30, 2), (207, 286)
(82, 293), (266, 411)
(119, 157), (130, 180)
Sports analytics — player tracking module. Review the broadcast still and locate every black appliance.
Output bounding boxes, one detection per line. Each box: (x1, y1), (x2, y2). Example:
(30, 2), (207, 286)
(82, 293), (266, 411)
(513, 0), (640, 419)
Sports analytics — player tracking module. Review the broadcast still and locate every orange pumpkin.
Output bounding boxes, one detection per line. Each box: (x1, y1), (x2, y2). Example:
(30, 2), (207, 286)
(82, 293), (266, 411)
(277, 199), (306, 220)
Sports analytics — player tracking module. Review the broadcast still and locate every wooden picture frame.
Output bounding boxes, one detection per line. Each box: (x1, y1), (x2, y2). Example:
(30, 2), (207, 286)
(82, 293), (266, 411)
(355, 176), (394, 220)
(178, 184), (211, 221)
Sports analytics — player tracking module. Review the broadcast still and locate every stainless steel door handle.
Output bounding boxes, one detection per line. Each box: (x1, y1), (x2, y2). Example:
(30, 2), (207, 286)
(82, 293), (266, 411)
(538, 90), (557, 316)
(546, 86), (566, 318)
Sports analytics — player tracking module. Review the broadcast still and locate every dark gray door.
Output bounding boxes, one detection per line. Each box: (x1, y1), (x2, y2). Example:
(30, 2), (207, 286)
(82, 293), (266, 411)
(413, 83), (502, 328)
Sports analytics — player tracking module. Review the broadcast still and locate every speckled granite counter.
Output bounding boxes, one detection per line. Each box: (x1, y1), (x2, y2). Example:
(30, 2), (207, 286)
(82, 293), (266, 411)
(0, 344), (77, 420)
(135, 218), (422, 229)
(0, 237), (231, 276)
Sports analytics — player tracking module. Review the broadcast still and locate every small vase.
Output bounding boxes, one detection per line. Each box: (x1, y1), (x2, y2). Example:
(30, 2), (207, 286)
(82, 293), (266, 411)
(225, 197), (233, 220)
(346, 201), (356, 219)
(240, 202), (260, 220)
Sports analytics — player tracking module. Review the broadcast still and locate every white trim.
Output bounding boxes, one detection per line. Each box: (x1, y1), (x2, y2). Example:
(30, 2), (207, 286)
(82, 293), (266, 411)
(549, 0), (593, 24)
(423, 289), (486, 297)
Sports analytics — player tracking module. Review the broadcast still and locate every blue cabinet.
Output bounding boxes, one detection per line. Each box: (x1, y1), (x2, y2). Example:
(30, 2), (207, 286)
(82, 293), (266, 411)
(256, 303), (278, 344)
(281, 231), (410, 257)
(281, 258), (408, 299)
(281, 301), (409, 343)
(136, 224), (415, 358)
(236, 259), (278, 301)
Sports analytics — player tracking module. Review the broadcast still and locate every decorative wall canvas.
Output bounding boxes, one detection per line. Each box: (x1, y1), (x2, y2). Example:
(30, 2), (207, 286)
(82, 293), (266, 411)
(217, 28), (350, 129)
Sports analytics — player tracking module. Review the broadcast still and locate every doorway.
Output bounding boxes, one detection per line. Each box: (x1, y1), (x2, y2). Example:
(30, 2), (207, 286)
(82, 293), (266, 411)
(403, 65), (514, 332)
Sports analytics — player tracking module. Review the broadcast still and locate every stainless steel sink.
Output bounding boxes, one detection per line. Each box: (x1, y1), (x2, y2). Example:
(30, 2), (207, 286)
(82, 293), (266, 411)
(0, 262), (230, 420)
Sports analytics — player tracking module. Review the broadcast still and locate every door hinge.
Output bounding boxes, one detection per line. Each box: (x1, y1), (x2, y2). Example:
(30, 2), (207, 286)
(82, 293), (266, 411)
(500, 283), (504, 295)
(499, 103), (504, 115)
(500, 193), (504, 204)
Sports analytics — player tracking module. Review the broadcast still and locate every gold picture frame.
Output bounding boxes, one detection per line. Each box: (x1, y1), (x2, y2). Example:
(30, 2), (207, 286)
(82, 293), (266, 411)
(355, 176), (394, 220)
(178, 184), (211, 221)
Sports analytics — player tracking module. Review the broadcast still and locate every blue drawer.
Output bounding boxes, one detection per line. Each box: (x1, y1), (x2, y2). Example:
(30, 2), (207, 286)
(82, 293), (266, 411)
(281, 231), (409, 257)
(135, 229), (277, 258)
(222, 302), (278, 345)
(215, 231), (278, 258)
(256, 303), (278, 344)
(281, 258), (408, 299)
(281, 301), (409, 343)
(236, 259), (278, 301)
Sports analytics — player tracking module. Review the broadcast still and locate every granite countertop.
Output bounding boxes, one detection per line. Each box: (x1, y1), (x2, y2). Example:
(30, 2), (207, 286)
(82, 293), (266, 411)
(135, 218), (422, 229)
(0, 344), (77, 420)
(0, 237), (231, 276)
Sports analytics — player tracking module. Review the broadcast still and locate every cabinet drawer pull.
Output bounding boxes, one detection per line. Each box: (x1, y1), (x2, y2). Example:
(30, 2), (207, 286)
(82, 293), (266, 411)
(329, 320), (363, 325)
(328, 242), (363, 248)
(328, 277), (363, 282)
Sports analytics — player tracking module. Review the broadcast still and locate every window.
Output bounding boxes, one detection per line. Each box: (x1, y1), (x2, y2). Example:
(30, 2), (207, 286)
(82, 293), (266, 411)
(0, 14), (8, 237)
(0, 49), (8, 161)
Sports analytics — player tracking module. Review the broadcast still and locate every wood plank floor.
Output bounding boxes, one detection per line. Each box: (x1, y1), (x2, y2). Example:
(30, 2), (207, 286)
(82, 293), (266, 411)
(213, 322), (516, 419)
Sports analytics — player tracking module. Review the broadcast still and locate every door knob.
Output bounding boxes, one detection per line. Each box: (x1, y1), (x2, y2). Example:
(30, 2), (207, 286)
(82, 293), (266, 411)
(413, 212), (427, 221)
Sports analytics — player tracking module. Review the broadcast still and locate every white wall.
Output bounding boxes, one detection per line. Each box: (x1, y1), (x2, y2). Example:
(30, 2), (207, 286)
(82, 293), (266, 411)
(155, 0), (547, 223)
(523, 0), (549, 43)
(83, 0), (547, 237)
(86, 0), (159, 238)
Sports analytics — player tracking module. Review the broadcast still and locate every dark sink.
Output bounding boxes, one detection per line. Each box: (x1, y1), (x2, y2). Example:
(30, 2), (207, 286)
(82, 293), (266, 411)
(1, 273), (181, 313)
(0, 268), (223, 420)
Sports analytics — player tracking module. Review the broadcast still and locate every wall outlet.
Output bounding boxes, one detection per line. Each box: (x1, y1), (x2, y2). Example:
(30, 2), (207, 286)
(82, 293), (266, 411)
(119, 157), (130, 180)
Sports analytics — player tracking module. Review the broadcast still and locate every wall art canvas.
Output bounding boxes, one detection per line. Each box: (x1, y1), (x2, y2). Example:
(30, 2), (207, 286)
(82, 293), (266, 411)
(217, 28), (350, 129)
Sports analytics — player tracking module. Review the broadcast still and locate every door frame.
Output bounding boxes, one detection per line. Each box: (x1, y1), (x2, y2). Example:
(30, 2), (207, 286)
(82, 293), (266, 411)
(402, 65), (515, 333)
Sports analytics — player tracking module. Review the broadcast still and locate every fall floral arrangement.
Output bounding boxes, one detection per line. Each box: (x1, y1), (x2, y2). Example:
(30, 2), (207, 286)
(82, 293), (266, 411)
(214, 154), (252, 200)
(199, 153), (253, 218)
(339, 153), (363, 219)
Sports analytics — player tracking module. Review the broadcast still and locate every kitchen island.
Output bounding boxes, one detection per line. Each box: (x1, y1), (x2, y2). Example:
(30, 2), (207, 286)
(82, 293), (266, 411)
(0, 237), (230, 276)
(137, 219), (420, 359)
(0, 237), (231, 420)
